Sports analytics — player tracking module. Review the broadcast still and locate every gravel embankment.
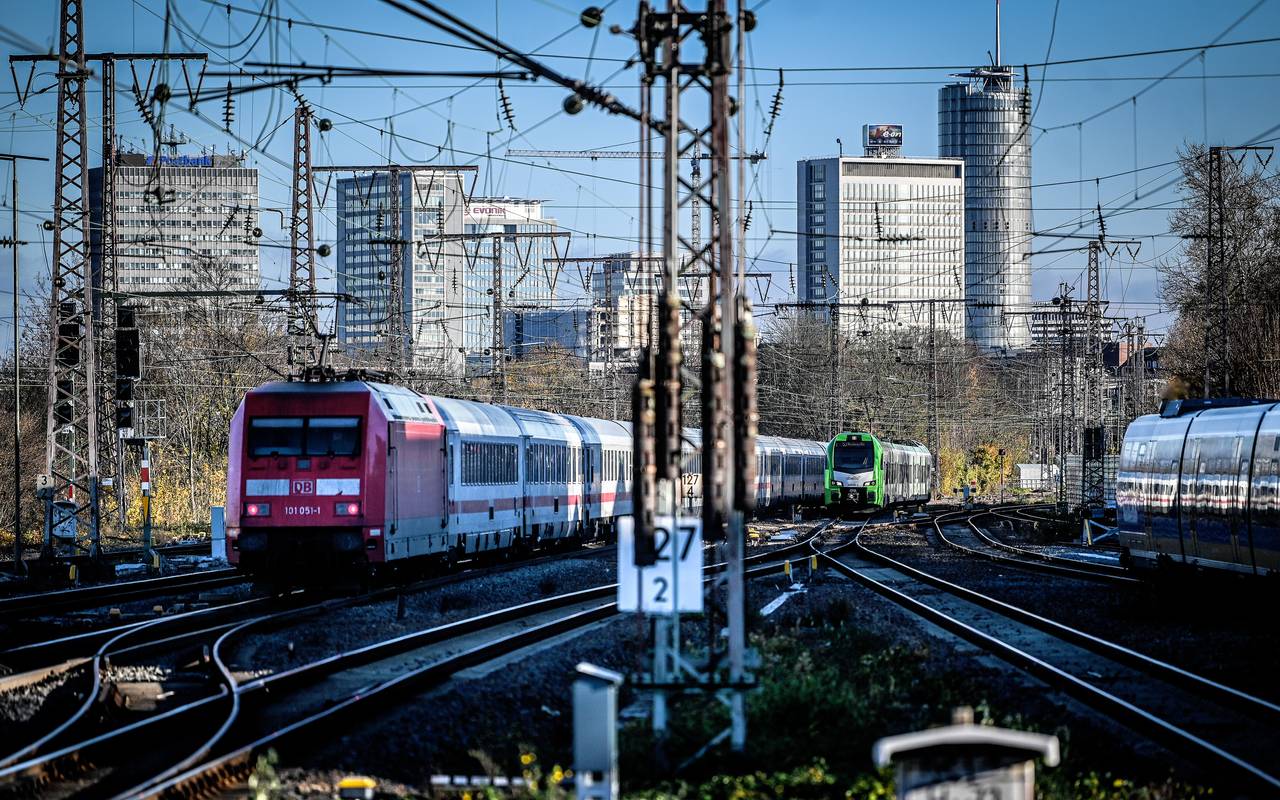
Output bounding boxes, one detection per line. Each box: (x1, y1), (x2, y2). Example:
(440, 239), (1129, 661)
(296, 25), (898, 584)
(227, 552), (618, 673)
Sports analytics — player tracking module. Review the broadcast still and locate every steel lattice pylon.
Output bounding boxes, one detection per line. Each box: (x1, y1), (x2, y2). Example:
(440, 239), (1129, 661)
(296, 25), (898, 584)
(288, 102), (317, 369)
(95, 56), (121, 531)
(383, 167), (405, 374)
(1081, 241), (1105, 511)
(44, 0), (99, 557)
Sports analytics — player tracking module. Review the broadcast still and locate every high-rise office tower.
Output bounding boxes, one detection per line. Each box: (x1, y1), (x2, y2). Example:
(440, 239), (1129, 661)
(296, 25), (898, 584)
(462, 198), (559, 370)
(938, 20), (1033, 352)
(90, 152), (260, 294)
(796, 139), (966, 341)
(335, 170), (467, 371)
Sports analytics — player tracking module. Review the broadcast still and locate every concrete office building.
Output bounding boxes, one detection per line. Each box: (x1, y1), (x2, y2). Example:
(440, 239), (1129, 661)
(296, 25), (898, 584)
(90, 152), (259, 295)
(502, 307), (594, 360)
(796, 145), (966, 341)
(589, 251), (706, 362)
(939, 66), (1033, 352)
(334, 170), (467, 371)
(462, 198), (560, 370)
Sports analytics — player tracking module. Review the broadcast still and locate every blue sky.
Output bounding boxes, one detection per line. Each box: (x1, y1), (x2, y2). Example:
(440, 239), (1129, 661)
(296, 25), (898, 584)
(3, 0), (1280, 351)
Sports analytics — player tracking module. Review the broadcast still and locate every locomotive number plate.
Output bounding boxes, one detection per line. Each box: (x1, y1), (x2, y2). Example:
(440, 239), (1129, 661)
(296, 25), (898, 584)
(284, 505), (322, 516)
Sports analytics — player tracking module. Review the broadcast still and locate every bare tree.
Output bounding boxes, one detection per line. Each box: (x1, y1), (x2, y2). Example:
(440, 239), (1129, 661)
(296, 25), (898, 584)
(1162, 144), (1280, 398)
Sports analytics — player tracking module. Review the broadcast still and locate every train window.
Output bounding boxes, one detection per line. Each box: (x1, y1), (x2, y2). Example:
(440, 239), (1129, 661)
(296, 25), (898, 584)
(834, 439), (873, 472)
(306, 417), (360, 457)
(249, 418), (303, 457)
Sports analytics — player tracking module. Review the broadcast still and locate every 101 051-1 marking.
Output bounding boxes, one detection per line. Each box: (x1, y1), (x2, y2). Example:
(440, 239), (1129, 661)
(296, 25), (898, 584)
(284, 505), (322, 516)
(617, 516), (704, 614)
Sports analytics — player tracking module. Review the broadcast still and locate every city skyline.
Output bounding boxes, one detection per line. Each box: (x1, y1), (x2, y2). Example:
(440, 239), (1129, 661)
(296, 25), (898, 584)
(2, 1), (1279, 354)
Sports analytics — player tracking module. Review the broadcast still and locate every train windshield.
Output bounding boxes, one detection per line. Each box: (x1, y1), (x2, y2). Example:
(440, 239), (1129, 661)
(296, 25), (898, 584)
(833, 440), (873, 472)
(248, 418), (303, 457)
(306, 417), (361, 457)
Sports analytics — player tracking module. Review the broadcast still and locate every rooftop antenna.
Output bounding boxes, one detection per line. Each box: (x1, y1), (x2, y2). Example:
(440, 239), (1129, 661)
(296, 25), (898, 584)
(995, 0), (1002, 66)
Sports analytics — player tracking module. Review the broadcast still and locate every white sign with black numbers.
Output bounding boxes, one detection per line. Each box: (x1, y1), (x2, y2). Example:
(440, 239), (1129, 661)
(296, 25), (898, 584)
(617, 515), (703, 614)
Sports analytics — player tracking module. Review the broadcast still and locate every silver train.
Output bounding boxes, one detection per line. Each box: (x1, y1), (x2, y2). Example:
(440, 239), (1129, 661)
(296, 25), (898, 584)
(1116, 398), (1280, 575)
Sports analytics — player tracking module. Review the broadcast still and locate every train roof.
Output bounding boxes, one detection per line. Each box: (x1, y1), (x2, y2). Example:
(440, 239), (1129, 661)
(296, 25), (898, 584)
(561, 414), (632, 446)
(245, 380), (437, 423)
(1159, 397), (1277, 417)
(501, 404), (582, 442)
(758, 435), (826, 455)
(429, 395), (523, 437)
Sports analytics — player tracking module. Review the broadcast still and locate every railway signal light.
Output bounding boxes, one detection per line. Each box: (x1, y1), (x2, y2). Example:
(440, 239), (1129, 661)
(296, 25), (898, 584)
(115, 404), (133, 429)
(115, 328), (141, 379)
(56, 314), (81, 367)
(54, 379), (73, 425)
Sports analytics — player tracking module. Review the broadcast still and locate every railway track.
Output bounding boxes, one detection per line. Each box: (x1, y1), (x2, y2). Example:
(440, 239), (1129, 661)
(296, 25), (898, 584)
(0, 521), (830, 798)
(0, 568), (245, 623)
(934, 508), (1137, 585)
(0, 540), (619, 773)
(818, 514), (1280, 793)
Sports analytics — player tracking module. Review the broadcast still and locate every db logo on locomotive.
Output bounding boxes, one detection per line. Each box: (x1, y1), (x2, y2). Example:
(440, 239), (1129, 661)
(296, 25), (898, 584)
(292, 479), (314, 495)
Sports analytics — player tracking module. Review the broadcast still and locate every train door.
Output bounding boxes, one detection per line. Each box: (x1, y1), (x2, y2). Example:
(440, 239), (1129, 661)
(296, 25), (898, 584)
(580, 445), (591, 537)
(1231, 437), (1247, 567)
(389, 421), (447, 557)
(519, 435), (531, 542)
(1189, 440), (1205, 560)
(1139, 440), (1155, 548)
(389, 442), (399, 537)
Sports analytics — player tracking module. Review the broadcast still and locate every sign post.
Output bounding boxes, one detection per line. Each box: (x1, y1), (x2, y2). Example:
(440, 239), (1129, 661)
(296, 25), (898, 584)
(617, 515), (703, 614)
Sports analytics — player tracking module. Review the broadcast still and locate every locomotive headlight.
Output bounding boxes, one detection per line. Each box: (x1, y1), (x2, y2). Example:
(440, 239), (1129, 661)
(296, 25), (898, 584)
(245, 503), (271, 517)
(864, 480), (874, 486)
(335, 501), (361, 516)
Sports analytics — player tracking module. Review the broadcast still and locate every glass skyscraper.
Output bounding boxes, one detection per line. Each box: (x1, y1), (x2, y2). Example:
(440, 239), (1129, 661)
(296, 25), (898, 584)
(939, 68), (1033, 352)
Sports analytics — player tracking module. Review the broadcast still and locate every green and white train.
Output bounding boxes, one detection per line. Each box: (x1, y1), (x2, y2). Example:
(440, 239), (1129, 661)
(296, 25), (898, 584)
(824, 432), (932, 509)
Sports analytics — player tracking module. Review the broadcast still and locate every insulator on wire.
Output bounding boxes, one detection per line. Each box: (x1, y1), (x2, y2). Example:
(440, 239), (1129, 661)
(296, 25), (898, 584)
(764, 69), (784, 137)
(133, 82), (155, 126)
(222, 82), (235, 131)
(498, 79), (516, 131)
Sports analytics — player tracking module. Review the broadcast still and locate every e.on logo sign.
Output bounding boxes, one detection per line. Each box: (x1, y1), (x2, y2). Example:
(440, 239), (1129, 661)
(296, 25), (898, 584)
(292, 480), (315, 495)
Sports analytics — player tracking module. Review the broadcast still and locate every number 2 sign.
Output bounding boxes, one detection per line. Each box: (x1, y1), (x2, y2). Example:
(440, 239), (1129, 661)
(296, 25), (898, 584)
(617, 515), (703, 614)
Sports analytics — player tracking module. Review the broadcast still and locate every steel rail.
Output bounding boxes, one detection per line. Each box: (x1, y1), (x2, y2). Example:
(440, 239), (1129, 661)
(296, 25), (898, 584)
(822, 520), (1280, 790)
(0, 543), (622, 777)
(0, 538), (623, 779)
(915, 512), (1280, 722)
(974, 510), (1131, 577)
(0, 593), (283, 770)
(931, 509), (1138, 585)
(0, 568), (244, 621)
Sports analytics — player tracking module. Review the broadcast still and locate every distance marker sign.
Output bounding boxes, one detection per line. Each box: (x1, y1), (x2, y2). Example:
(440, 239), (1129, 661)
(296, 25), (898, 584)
(617, 515), (703, 614)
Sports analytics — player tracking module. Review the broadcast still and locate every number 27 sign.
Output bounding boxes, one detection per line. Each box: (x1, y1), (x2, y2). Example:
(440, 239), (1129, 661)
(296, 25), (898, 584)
(617, 516), (703, 614)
